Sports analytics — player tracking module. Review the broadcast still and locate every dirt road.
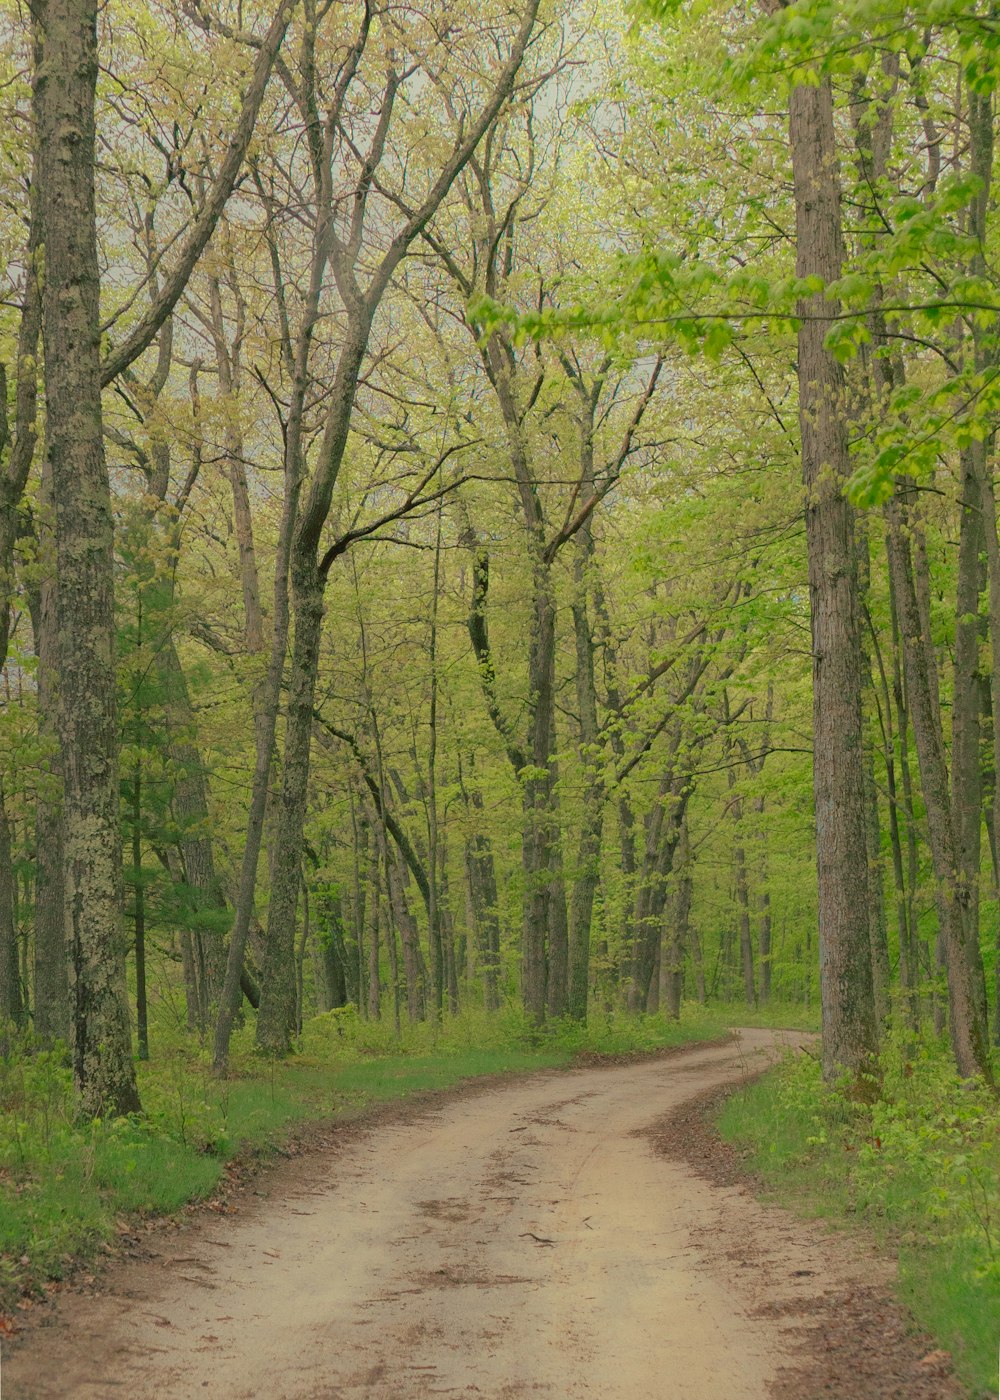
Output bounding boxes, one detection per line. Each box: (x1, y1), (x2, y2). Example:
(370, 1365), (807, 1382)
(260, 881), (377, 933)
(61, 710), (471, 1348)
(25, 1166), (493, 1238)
(0, 1030), (925, 1399)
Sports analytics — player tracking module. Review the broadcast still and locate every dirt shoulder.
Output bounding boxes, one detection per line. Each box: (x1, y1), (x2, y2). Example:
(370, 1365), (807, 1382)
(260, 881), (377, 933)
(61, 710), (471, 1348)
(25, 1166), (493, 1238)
(649, 1081), (970, 1400)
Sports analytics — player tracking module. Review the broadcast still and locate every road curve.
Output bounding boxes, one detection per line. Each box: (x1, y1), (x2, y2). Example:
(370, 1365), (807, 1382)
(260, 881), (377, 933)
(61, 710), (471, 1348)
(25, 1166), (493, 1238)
(6, 1029), (823, 1400)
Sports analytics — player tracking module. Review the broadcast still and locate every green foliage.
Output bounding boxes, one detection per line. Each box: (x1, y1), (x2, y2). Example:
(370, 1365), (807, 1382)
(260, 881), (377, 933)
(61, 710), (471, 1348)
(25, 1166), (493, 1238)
(718, 1037), (1000, 1396)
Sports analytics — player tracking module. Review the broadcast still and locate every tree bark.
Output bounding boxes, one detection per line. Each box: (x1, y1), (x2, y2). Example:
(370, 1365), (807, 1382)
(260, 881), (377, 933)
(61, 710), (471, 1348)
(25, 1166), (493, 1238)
(787, 74), (878, 1083)
(33, 0), (140, 1115)
(661, 820), (692, 1020)
(461, 771), (502, 1011)
(0, 786), (24, 1035)
(29, 498), (69, 1045)
(886, 486), (992, 1079)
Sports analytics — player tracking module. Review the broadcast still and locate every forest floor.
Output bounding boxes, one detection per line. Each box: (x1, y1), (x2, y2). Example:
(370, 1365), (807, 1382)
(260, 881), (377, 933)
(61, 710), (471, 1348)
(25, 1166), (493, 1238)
(0, 1029), (969, 1400)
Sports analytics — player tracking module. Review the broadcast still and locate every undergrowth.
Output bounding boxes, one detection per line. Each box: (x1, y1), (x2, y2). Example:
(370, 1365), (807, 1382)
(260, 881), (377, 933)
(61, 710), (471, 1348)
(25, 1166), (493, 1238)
(717, 1034), (999, 1399)
(0, 998), (796, 1314)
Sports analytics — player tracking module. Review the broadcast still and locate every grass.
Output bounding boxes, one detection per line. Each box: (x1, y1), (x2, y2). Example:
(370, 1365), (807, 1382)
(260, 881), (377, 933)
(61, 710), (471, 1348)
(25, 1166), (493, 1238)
(716, 1036), (1000, 1399)
(0, 997), (804, 1314)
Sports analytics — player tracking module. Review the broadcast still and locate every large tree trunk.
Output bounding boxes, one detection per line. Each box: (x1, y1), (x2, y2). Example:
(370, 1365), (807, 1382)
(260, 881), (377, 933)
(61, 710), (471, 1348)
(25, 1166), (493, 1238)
(787, 74), (878, 1084)
(33, 0), (140, 1115)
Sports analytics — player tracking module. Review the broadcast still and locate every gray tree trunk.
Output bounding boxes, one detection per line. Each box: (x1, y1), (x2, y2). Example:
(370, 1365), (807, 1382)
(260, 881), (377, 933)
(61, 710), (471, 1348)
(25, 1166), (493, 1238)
(787, 74), (878, 1084)
(33, 0), (140, 1115)
(0, 786), (24, 1034)
(29, 512), (68, 1045)
(886, 488), (992, 1080)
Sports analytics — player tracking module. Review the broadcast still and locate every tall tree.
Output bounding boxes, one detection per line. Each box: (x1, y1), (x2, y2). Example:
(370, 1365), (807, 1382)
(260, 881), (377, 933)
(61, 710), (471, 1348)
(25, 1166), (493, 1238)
(785, 62), (879, 1083)
(32, 0), (140, 1115)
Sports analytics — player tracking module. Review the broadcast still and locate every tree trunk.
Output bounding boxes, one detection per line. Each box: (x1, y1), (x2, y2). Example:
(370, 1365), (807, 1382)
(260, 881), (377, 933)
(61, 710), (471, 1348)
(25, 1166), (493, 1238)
(29, 519), (68, 1045)
(462, 777), (502, 1012)
(787, 73), (878, 1084)
(886, 486), (992, 1080)
(951, 448), (990, 1035)
(33, 0), (140, 1116)
(568, 514), (604, 1023)
(156, 632), (228, 1008)
(131, 761), (148, 1061)
(0, 786), (24, 1035)
(726, 760), (756, 1006)
(366, 836), (381, 1021)
(662, 822), (692, 1020)
(979, 467), (1000, 1043)
(256, 572), (325, 1053)
(629, 773), (687, 1012)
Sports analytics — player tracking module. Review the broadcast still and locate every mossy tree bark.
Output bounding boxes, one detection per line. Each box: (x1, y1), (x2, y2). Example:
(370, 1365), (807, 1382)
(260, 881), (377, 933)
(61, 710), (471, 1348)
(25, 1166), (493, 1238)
(32, 0), (140, 1116)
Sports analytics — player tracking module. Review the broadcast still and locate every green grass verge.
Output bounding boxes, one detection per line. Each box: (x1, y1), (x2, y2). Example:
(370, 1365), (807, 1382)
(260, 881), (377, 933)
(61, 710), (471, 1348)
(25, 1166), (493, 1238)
(717, 1041), (999, 1399)
(0, 998), (791, 1312)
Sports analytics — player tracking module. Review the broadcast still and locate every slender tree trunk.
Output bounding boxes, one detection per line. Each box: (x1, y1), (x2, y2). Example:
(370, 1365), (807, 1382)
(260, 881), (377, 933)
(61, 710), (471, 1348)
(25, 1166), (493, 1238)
(0, 787), (24, 1034)
(886, 486), (992, 1080)
(980, 467), (1000, 1043)
(751, 790), (773, 1004)
(569, 511), (604, 1023)
(726, 759), (756, 1006)
(690, 922), (706, 1004)
(521, 559), (560, 1022)
(349, 790), (368, 1015)
(951, 448), (989, 1035)
(426, 509), (444, 1016)
(462, 774), (502, 1011)
(131, 762), (148, 1061)
(0, 169), (41, 1045)
(157, 632), (228, 1005)
(29, 523), (68, 1045)
(33, 0), (140, 1115)
(857, 538), (891, 1025)
(872, 584), (919, 1030)
(787, 73), (878, 1083)
(629, 773), (688, 1012)
(256, 572), (325, 1053)
(662, 822), (692, 1020)
(366, 836), (381, 1022)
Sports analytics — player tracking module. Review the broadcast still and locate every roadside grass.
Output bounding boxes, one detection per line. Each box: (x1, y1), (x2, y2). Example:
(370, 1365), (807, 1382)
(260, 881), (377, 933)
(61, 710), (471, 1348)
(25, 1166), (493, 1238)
(0, 997), (796, 1314)
(717, 1036), (999, 1399)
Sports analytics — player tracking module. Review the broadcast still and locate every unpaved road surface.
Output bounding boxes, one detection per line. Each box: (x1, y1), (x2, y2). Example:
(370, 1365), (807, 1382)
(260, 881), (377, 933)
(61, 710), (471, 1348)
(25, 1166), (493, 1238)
(1, 1031), (927, 1399)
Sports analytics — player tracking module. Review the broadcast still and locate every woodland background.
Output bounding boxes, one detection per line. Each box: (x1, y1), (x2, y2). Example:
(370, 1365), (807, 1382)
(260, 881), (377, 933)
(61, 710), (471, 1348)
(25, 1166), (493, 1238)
(0, 0), (999, 1110)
